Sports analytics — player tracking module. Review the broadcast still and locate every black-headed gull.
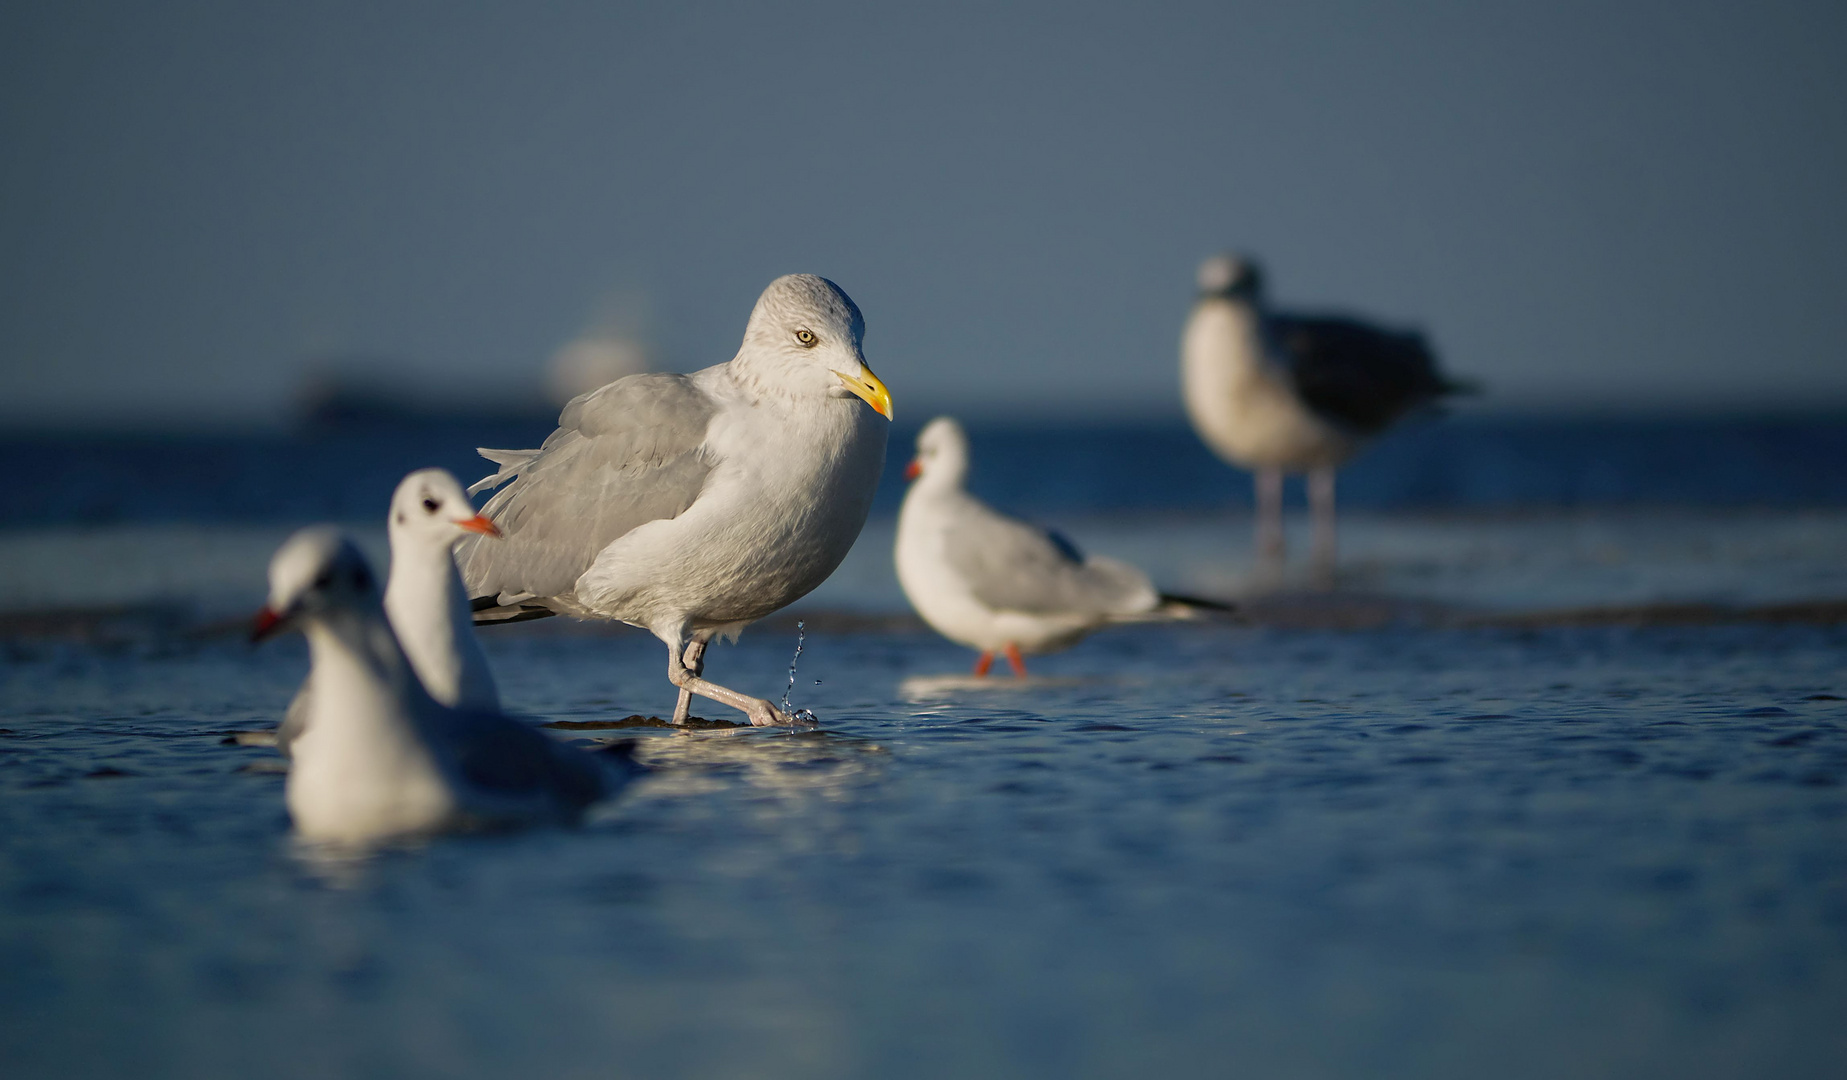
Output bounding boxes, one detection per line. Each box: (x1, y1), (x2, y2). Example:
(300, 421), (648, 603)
(255, 527), (621, 844)
(276, 468), (501, 755)
(895, 417), (1229, 676)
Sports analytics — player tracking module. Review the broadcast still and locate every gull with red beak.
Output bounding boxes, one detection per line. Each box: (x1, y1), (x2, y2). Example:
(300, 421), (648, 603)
(276, 468), (504, 755)
(896, 417), (1230, 677)
(461, 274), (893, 726)
(253, 527), (619, 843)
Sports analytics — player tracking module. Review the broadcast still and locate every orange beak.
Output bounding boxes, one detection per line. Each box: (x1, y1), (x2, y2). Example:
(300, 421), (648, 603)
(904, 460), (921, 481)
(456, 515), (501, 538)
(251, 606), (285, 643)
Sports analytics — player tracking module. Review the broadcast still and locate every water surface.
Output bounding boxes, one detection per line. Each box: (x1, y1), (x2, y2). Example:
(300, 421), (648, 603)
(3, 620), (1843, 1078)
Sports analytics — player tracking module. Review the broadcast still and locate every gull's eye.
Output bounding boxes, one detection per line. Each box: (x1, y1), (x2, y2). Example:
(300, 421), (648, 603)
(794, 328), (818, 347)
(422, 497), (441, 514)
(313, 571), (333, 590)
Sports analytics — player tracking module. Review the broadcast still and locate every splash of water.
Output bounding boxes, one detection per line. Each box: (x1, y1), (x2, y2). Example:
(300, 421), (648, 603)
(781, 620), (819, 730)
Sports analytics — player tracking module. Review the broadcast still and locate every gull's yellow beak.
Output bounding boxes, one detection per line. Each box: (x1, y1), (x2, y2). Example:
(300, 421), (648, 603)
(834, 366), (894, 421)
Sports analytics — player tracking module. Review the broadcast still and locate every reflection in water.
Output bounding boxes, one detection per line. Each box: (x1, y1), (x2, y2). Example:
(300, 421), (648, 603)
(621, 729), (889, 813)
(899, 673), (1125, 700)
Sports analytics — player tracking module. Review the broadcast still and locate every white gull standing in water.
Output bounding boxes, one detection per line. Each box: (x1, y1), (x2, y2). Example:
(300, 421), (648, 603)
(1181, 254), (1469, 575)
(276, 468), (502, 756)
(461, 274), (893, 726)
(254, 528), (620, 844)
(896, 417), (1229, 676)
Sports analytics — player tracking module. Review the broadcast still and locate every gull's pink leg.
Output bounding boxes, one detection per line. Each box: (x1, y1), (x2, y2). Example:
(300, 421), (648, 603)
(972, 651), (994, 677)
(1004, 643), (1027, 678)
(666, 639), (790, 727)
(670, 639), (706, 724)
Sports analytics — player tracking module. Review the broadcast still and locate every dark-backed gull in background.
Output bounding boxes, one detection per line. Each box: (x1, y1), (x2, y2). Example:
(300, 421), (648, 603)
(1180, 253), (1470, 576)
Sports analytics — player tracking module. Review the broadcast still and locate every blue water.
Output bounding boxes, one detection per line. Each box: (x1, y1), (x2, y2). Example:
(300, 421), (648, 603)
(3, 415), (1846, 1076)
(10, 413), (1847, 526)
(2, 620), (1845, 1078)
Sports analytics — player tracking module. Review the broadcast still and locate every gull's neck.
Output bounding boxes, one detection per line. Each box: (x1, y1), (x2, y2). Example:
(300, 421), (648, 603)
(715, 349), (845, 415)
(1184, 293), (1273, 385)
(913, 459), (968, 497)
(302, 606), (431, 716)
(384, 533), (478, 707)
(288, 604), (457, 843)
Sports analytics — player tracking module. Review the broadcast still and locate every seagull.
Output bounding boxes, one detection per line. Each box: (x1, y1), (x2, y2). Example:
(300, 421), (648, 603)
(274, 469), (502, 756)
(253, 527), (621, 844)
(461, 274), (893, 726)
(1181, 253), (1469, 573)
(895, 416), (1230, 676)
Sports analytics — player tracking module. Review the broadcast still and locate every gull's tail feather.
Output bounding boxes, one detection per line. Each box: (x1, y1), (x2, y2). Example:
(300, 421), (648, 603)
(1157, 592), (1239, 620)
(470, 594), (559, 625)
(468, 447), (542, 495)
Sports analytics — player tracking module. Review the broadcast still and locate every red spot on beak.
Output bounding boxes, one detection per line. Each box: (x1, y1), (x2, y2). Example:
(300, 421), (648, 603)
(904, 460), (921, 481)
(250, 606), (285, 643)
(456, 515), (502, 538)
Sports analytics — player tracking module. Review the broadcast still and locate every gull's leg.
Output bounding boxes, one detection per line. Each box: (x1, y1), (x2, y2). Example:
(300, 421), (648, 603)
(1309, 466), (1337, 584)
(973, 651), (994, 677)
(667, 642), (790, 727)
(1004, 643), (1027, 678)
(1255, 466), (1286, 567)
(670, 639), (706, 724)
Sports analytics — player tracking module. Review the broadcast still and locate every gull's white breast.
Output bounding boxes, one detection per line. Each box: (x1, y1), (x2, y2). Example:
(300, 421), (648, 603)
(1182, 298), (1354, 471)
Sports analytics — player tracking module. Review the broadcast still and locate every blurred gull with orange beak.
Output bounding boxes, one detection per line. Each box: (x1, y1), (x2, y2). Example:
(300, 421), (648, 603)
(896, 417), (1231, 677)
(460, 274), (893, 726)
(254, 527), (620, 843)
(275, 468), (503, 755)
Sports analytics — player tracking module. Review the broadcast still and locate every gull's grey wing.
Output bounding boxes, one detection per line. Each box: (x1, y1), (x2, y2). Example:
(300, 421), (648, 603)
(460, 373), (718, 603)
(439, 709), (610, 810)
(943, 498), (1155, 617)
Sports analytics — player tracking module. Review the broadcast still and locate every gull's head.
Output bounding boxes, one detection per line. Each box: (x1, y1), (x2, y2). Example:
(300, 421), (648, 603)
(252, 526), (381, 641)
(741, 274), (892, 420)
(1197, 253), (1264, 300)
(388, 468), (499, 549)
(906, 415), (969, 487)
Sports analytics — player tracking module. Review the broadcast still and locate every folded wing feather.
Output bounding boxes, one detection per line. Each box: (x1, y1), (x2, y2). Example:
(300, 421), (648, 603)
(943, 500), (1156, 617)
(460, 373), (719, 605)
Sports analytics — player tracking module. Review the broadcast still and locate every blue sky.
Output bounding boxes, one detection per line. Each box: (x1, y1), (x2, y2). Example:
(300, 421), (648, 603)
(3, 0), (1844, 428)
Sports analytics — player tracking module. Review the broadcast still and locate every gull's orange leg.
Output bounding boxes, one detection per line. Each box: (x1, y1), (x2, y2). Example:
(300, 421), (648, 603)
(973, 651), (994, 677)
(1004, 642), (1027, 677)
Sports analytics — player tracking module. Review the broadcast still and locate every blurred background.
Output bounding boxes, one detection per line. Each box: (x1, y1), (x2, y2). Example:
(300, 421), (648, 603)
(2, 0), (1845, 619)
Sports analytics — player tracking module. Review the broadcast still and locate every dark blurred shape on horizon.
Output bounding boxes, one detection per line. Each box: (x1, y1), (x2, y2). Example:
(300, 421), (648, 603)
(3, 1), (1845, 429)
(291, 363), (552, 429)
(9, 414), (1847, 528)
